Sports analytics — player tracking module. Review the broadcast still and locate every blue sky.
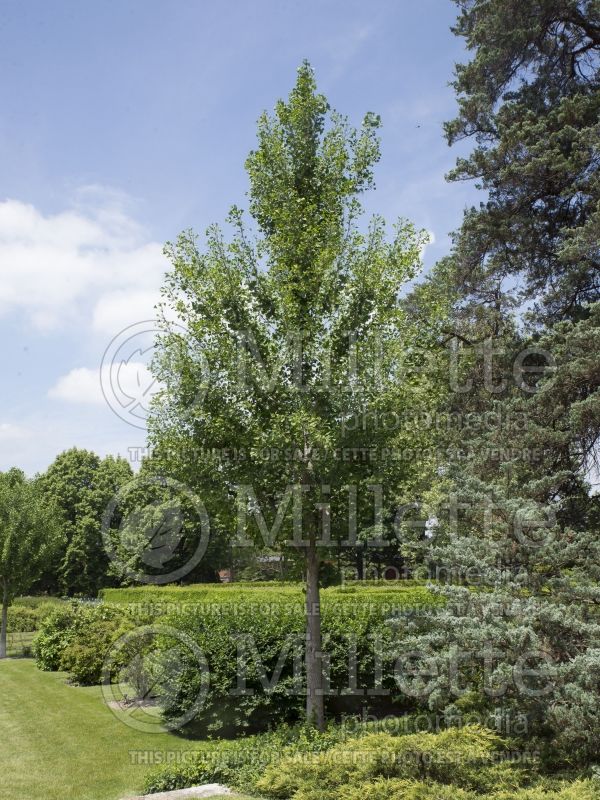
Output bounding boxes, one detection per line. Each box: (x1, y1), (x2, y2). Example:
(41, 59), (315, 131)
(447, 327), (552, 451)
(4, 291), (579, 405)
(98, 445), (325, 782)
(0, 0), (478, 474)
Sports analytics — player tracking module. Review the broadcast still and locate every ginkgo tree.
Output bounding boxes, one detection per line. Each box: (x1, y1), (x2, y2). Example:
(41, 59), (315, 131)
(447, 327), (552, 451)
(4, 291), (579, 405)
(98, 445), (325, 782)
(0, 468), (62, 658)
(149, 62), (444, 729)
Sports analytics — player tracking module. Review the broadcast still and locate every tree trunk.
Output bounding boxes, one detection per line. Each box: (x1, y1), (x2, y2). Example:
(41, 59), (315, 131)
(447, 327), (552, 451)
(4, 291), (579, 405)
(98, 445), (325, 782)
(305, 536), (325, 730)
(356, 550), (364, 580)
(229, 544), (235, 583)
(0, 579), (8, 659)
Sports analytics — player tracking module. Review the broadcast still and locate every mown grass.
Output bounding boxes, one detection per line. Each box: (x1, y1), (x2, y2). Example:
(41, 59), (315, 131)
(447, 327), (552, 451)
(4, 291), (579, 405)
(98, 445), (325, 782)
(2, 584), (437, 799)
(0, 659), (203, 800)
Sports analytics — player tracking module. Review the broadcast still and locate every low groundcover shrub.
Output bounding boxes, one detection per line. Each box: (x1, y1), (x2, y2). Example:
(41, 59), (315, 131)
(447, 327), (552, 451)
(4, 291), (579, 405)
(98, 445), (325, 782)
(144, 722), (597, 799)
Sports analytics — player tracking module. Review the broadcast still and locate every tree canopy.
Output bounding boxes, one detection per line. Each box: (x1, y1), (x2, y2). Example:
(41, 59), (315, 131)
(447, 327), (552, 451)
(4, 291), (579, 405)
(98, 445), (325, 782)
(0, 469), (62, 657)
(447, 0), (600, 324)
(149, 62), (445, 728)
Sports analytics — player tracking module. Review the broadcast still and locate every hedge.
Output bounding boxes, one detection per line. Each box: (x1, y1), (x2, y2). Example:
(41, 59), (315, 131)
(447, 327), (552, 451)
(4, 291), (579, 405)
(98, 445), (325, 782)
(35, 583), (441, 724)
(100, 581), (438, 615)
(149, 588), (440, 733)
(7, 599), (65, 632)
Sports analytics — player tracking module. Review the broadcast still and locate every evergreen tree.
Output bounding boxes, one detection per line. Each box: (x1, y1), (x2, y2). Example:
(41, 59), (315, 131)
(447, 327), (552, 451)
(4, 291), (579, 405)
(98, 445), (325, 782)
(447, 0), (600, 323)
(401, 0), (600, 763)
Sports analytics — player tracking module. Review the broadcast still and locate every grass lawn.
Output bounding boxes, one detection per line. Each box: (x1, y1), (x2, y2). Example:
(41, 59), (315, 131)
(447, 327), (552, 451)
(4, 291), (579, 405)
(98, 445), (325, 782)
(0, 659), (205, 800)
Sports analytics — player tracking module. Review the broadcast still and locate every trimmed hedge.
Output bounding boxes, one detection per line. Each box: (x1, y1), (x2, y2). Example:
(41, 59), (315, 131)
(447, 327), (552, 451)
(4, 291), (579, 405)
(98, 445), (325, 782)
(100, 581), (436, 609)
(100, 582), (304, 605)
(37, 583), (439, 726)
(100, 583), (438, 631)
(7, 599), (65, 632)
(153, 589), (437, 732)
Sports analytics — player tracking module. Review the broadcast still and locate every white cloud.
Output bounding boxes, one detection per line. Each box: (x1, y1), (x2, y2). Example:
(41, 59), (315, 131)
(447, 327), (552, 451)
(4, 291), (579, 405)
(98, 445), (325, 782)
(48, 367), (106, 405)
(49, 362), (159, 410)
(0, 409), (147, 475)
(92, 289), (163, 335)
(0, 195), (168, 333)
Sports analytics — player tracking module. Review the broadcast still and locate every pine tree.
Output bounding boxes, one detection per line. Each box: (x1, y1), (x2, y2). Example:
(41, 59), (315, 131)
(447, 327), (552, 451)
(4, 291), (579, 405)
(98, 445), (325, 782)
(401, 1), (600, 763)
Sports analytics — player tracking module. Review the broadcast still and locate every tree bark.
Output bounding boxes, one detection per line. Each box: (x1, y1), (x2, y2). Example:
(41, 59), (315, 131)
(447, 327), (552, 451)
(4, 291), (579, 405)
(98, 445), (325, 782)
(0, 579), (8, 659)
(305, 535), (325, 730)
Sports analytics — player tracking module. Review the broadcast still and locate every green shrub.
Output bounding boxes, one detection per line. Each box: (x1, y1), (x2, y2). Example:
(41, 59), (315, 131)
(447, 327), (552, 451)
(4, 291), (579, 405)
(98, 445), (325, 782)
(314, 778), (477, 800)
(254, 725), (523, 798)
(144, 723), (357, 794)
(284, 778), (600, 800)
(153, 597), (418, 733)
(492, 781), (599, 799)
(158, 603), (307, 732)
(35, 600), (66, 624)
(60, 613), (131, 685)
(33, 605), (79, 670)
(33, 602), (131, 683)
(145, 723), (541, 799)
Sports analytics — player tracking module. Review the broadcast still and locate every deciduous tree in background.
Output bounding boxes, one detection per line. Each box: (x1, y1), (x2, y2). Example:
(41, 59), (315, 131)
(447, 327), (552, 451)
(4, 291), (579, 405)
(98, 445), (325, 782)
(38, 448), (133, 596)
(0, 469), (62, 658)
